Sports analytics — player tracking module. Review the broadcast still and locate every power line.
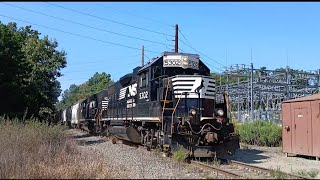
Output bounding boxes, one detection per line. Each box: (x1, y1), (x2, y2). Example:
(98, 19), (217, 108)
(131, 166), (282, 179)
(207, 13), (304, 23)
(178, 28), (227, 70)
(0, 14), (161, 54)
(64, 61), (141, 73)
(178, 36), (224, 72)
(45, 2), (175, 38)
(179, 30), (226, 69)
(95, 2), (174, 28)
(178, 47), (185, 53)
(68, 54), (140, 66)
(2, 3), (171, 47)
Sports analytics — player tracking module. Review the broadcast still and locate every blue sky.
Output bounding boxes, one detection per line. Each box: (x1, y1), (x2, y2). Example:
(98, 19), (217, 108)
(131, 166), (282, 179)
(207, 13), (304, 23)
(1, 2), (320, 99)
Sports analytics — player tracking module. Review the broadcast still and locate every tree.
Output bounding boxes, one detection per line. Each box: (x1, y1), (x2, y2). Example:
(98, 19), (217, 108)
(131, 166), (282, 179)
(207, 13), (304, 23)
(0, 21), (66, 119)
(56, 72), (113, 110)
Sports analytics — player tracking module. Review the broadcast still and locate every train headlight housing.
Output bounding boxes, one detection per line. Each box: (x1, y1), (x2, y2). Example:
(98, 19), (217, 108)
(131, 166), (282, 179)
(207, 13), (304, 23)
(216, 109), (224, 117)
(190, 109), (197, 116)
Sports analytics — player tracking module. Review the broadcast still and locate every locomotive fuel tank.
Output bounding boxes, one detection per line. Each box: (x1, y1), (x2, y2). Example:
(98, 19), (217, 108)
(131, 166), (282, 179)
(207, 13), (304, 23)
(109, 126), (141, 144)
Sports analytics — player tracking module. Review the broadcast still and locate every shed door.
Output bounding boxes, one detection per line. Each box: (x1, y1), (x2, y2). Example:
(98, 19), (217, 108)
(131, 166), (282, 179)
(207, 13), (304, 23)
(282, 103), (292, 153)
(293, 107), (309, 155)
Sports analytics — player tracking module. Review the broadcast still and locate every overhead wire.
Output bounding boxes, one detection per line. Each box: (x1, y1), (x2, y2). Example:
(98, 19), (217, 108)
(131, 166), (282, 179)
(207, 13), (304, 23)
(2, 2), (171, 47)
(63, 61), (141, 74)
(95, 2), (174, 28)
(0, 14), (161, 54)
(2, 3), (224, 80)
(68, 54), (141, 66)
(45, 2), (175, 37)
(178, 28), (227, 71)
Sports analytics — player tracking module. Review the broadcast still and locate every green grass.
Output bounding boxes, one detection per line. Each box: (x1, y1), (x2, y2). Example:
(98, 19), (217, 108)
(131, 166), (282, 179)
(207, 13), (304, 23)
(172, 146), (188, 162)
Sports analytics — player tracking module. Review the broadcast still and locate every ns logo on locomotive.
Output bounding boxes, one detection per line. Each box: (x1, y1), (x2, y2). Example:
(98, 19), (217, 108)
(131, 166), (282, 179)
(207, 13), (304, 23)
(58, 52), (240, 158)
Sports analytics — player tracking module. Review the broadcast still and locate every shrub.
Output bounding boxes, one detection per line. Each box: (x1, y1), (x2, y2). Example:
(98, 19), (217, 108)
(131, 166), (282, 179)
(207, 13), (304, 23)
(238, 120), (282, 147)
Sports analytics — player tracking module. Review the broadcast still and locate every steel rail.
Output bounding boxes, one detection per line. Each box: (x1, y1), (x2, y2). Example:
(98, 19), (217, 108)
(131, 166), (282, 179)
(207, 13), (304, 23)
(229, 160), (308, 179)
(191, 160), (241, 179)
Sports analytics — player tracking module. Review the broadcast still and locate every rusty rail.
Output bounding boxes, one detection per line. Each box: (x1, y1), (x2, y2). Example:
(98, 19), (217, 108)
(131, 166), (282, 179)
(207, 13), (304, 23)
(191, 160), (241, 178)
(191, 159), (309, 179)
(229, 160), (308, 179)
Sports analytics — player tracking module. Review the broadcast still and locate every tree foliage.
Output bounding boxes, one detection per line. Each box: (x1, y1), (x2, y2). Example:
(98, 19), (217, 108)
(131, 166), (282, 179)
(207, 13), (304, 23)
(0, 21), (66, 119)
(56, 72), (113, 110)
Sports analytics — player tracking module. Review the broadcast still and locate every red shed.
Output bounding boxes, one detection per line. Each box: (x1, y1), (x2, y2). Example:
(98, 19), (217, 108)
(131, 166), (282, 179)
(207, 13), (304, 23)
(282, 94), (320, 160)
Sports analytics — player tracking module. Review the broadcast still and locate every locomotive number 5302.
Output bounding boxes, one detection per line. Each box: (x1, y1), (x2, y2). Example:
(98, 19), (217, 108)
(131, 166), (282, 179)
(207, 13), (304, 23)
(139, 91), (148, 99)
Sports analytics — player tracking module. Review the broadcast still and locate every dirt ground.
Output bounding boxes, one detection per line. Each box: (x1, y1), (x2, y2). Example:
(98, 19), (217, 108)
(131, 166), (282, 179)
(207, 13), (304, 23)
(231, 143), (320, 178)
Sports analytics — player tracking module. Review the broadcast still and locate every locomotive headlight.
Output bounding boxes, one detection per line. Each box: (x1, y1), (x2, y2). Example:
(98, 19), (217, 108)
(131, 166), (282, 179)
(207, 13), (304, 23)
(190, 109), (197, 116)
(216, 109), (224, 116)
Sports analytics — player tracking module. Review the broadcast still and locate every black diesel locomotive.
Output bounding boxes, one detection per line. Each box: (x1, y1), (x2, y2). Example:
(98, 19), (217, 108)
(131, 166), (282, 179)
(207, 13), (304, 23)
(59, 52), (240, 158)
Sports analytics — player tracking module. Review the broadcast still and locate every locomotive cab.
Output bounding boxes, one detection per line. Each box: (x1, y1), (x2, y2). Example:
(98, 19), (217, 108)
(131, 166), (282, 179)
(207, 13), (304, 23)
(150, 52), (239, 157)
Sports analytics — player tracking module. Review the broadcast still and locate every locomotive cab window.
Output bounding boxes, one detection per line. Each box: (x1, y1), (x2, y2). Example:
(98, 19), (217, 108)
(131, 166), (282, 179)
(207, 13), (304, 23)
(81, 103), (86, 108)
(139, 72), (148, 88)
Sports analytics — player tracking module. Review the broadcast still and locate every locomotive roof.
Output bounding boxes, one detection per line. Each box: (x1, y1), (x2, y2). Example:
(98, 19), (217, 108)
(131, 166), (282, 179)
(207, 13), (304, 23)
(138, 56), (161, 73)
(138, 51), (201, 73)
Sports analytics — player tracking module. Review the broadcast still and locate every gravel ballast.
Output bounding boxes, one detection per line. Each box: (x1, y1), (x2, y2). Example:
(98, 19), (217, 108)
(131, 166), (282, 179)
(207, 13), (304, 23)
(66, 129), (320, 179)
(67, 129), (218, 179)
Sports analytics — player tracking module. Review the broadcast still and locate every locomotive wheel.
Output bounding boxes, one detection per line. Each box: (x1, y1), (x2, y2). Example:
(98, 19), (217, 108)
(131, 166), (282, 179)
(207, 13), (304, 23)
(185, 157), (192, 164)
(112, 137), (117, 144)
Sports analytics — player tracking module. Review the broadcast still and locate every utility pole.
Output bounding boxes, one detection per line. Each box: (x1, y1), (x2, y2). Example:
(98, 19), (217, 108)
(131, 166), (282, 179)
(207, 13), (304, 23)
(142, 45), (144, 66)
(250, 63), (254, 122)
(175, 24), (178, 53)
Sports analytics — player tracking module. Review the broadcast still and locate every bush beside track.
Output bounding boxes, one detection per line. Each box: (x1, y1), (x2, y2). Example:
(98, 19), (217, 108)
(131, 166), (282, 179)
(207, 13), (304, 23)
(234, 120), (282, 147)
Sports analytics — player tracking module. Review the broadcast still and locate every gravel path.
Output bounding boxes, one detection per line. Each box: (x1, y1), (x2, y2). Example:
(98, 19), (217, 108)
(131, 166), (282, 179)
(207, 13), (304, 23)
(66, 129), (320, 179)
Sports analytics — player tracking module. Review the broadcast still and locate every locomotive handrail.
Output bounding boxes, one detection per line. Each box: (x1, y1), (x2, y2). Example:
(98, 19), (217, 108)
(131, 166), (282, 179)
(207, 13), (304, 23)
(161, 77), (171, 132)
(170, 92), (182, 137)
(150, 75), (169, 81)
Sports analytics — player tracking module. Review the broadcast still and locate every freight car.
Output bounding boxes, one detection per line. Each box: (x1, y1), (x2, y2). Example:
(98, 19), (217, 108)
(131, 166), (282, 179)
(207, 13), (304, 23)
(59, 51), (240, 158)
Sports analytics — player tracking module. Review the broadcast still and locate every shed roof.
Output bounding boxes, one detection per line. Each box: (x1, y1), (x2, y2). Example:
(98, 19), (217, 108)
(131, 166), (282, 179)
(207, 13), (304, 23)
(282, 93), (320, 103)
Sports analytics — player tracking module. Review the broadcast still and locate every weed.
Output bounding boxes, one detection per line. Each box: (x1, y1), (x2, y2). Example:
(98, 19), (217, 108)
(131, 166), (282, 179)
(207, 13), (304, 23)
(172, 146), (188, 162)
(270, 166), (288, 179)
(296, 169), (308, 177)
(211, 158), (221, 167)
(205, 174), (215, 179)
(308, 169), (319, 178)
(295, 169), (319, 179)
(0, 118), (113, 179)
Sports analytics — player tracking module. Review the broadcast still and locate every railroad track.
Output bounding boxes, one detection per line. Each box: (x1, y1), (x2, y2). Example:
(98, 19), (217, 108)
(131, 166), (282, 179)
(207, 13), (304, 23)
(191, 159), (309, 179)
(74, 129), (309, 179)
